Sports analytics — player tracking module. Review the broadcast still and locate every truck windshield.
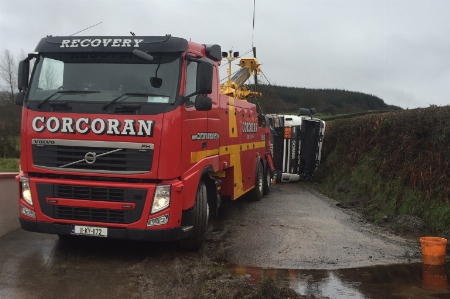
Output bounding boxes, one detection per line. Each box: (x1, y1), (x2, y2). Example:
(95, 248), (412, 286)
(28, 52), (181, 105)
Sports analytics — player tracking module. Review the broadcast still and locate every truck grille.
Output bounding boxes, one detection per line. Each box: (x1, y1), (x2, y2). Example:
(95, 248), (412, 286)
(32, 139), (153, 174)
(55, 185), (128, 202)
(36, 183), (147, 224)
(273, 126), (301, 174)
(55, 207), (126, 223)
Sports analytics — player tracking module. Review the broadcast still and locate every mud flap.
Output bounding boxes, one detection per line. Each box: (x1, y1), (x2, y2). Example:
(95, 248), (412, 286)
(266, 153), (275, 172)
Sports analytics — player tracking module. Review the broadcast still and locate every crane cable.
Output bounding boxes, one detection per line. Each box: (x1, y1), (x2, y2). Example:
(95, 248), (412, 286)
(251, 0), (265, 114)
(252, 0), (256, 49)
(251, 0), (286, 114)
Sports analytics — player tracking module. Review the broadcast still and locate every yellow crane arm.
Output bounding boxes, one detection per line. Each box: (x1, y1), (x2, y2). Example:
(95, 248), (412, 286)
(220, 51), (262, 100)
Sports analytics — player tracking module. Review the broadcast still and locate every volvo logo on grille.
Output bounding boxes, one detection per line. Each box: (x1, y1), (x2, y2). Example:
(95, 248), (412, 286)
(84, 152), (97, 164)
(59, 148), (123, 169)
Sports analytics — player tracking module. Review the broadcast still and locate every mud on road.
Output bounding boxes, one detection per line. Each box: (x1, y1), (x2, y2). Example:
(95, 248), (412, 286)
(0, 183), (420, 299)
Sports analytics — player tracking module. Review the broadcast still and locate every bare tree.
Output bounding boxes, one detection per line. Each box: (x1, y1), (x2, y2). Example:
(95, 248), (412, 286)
(0, 49), (17, 105)
(40, 61), (58, 90)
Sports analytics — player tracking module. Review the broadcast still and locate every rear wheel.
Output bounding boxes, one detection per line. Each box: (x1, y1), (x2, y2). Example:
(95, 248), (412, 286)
(263, 165), (271, 195)
(251, 162), (264, 201)
(179, 181), (208, 250)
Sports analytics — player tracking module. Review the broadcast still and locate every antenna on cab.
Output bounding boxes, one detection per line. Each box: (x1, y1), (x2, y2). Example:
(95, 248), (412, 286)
(69, 22), (103, 36)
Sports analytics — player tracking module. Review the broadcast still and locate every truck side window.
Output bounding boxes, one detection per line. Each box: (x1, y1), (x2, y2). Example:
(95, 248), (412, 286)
(185, 60), (197, 107)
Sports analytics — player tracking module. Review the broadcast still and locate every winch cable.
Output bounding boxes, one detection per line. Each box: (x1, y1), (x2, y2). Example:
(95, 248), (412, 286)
(252, 0), (256, 49)
(250, 0), (265, 114)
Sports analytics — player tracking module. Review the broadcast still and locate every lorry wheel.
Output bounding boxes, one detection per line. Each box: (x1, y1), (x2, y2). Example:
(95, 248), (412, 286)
(179, 181), (208, 250)
(251, 162), (264, 201)
(263, 166), (271, 195)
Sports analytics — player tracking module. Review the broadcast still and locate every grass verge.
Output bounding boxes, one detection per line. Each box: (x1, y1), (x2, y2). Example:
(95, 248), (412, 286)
(0, 158), (20, 172)
(314, 160), (450, 235)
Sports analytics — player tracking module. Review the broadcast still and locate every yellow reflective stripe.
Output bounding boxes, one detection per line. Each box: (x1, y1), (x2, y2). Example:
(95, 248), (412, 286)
(190, 140), (266, 198)
(222, 142), (264, 198)
(200, 141), (265, 159)
(190, 149), (219, 164)
(228, 97), (238, 138)
(230, 153), (243, 196)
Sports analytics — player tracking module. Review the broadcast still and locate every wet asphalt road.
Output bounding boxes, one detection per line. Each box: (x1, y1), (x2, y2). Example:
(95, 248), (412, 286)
(0, 182), (422, 299)
(218, 183), (420, 269)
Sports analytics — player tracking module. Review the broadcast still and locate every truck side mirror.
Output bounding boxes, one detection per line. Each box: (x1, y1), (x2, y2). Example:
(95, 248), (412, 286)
(195, 95), (212, 111)
(196, 60), (213, 95)
(298, 108), (311, 116)
(18, 59), (30, 92)
(15, 91), (25, 106)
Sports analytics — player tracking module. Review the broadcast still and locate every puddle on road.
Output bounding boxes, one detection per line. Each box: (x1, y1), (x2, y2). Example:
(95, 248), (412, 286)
(227, 263), (450, 299)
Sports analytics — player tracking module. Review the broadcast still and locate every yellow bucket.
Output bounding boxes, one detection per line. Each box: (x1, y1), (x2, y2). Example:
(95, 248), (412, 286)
(420, 237), (448, 265)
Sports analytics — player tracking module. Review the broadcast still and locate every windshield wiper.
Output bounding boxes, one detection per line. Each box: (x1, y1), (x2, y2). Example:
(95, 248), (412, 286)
(102, 93), (150, 110)
(113, 104), (142, 114)
(37, 90), (100, 108)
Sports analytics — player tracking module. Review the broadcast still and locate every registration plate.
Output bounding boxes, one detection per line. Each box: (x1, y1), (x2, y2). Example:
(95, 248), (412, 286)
(71, 225), (108, 237)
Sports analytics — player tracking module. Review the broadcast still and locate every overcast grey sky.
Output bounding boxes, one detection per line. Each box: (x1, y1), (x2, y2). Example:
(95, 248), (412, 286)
(1, 0), (449, 109)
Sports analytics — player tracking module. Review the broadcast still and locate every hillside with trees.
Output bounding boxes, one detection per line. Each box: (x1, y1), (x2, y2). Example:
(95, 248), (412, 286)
(250, 84), (402, 115)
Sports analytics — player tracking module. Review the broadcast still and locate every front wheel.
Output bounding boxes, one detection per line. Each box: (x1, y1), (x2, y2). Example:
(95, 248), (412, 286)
(179, 181), (208, 250)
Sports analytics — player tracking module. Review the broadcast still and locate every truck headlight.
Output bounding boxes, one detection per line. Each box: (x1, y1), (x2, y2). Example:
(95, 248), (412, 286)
(20, 177), (33, 206)
(151, 185), (171, 214)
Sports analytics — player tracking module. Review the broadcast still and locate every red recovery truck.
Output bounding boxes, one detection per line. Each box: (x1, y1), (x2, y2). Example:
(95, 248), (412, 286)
(15, 35), (273, 249)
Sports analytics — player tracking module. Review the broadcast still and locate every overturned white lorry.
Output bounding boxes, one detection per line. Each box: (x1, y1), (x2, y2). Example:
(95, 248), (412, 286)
(268, 108), (325, 183)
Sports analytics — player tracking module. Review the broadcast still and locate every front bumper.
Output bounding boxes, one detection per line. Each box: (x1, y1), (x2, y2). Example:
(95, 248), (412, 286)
(19, 208), (194, 242)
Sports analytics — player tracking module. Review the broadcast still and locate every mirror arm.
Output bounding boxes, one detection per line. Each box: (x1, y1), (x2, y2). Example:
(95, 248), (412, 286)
(179, 95), (190, 104)
(185, 90), (198, 98)
(185, 53), (202, 63)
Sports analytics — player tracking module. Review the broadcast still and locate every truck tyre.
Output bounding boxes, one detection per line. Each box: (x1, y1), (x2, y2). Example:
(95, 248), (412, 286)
(251, 162), (264, 201)
(179, 181), (208, 250)
(263, 165), (271, 195)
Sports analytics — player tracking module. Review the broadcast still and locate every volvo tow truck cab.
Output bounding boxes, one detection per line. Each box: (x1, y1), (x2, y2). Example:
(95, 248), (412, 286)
(15, 35), (273, 249)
